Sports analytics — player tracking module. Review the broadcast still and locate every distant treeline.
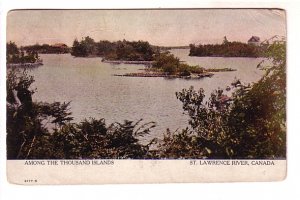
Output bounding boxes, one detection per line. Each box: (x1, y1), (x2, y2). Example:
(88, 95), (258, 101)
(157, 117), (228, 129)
(23, 43), (70, 54)
(189, 41), (265, 57)
(71, 36), (156, 61)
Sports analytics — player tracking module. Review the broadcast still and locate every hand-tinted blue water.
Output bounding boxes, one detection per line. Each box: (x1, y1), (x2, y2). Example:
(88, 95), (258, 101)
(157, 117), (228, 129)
(29, 49), (265, 142)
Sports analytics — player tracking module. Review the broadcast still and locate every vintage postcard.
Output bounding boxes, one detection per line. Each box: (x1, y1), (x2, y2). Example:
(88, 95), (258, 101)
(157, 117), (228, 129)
(6, 9), (286, 184)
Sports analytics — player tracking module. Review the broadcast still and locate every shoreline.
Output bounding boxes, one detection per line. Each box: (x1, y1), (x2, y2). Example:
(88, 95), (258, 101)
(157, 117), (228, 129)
(102, 59), (153, 65)
(114, 72), (214, 79)
(6, 62), (43, 68)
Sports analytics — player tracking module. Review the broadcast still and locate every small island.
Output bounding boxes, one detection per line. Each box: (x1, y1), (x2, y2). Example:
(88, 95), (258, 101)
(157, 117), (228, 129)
(7, 42), (72, 67)
(114, 52), (236, 79)
(71, 37), (156, 61)
(6, 41), (43, 67)
(189, 36), (266, 58)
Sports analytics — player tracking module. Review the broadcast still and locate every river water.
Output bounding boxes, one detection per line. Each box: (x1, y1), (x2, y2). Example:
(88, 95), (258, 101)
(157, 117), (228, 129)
(30, 49), (265, 142)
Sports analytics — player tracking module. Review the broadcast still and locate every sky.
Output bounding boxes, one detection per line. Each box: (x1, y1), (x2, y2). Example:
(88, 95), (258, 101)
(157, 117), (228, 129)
(6, 9), (286, 47)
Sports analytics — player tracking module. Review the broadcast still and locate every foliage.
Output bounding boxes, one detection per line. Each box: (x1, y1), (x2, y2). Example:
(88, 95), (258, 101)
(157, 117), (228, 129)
(226, 41), (286, 158)
(7, 41), (39, 64)
(156, 41), (286, 159)
(7, 68), (155, 159)
(71, 37), (96, 57)
(6, 68), (74, 159)
(43, 119), (156, 159)
(223, 36), (229, 45)
(7, 41), (19, 55)
(153, 52), (204, 75)
(71, 37), (155, 61)
(189, 41), (263, 57)
(149, 128), (213, 159)
(152, 52), (180, 74)
(23, 43), (70, 54)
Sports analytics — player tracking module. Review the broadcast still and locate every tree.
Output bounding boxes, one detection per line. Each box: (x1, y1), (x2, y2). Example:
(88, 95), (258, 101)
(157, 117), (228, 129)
(7, 41), (19, 55)
(7, 42), (39, 64)
(189, 41), (261, 57)
(157, 40), (286, 159)
(71, 39), (87, 57)
(6, 68), (156, 159)
(152, 52), (180, 74)
(223, 36), (229, 44)
(71, 37), (155, 61)
(227, 41), (286, 158)
(6, 68), (73, 159)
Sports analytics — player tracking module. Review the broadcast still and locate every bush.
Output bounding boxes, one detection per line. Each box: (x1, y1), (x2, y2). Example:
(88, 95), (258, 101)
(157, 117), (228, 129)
(6, 69), (156, 159)
(47, 119), (155, 159)
(158, 41), (286, 159)
(6, 69), (73, 159)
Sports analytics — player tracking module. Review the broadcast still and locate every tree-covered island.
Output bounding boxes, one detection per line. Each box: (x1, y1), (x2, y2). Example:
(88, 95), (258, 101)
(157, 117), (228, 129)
(114, 51), (235, 79)
(71, 36), (155, 61)
(6, 41), (43, 67)
(189, 36), (266, 57)
(6, 41), (72, 67)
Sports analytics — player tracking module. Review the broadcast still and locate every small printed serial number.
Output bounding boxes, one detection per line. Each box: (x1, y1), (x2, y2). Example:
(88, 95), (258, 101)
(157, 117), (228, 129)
(24, 179), (37, 183)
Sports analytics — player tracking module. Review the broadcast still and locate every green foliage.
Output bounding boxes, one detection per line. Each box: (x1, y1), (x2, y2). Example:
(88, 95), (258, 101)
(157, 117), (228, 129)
(153, 52), (180, 74)
(7, 41), (19, 55)
(6, 68), (74, 159)
(226, 41), (286, 158)
(172, 87), (233, 158)
(150, 128), (212, 159)
(71, 37), (155, 61)
(7, 68), (156, 159)
(71, 37), (96, 57)
(190, 41), (262, 57)
(6, 42), (39, 64)
(153, 52), (203, 75)
(160, 41), (286, 159)
(23, 43), (70, 54)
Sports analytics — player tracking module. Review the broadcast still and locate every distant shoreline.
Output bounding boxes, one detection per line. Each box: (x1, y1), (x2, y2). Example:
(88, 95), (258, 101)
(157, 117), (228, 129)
(114, 72), (214, 79)
(102, 59), (153, 65)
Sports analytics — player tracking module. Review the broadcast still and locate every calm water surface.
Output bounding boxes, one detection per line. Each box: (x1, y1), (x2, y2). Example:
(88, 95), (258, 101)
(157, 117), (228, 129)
(30, 49), (265, 142)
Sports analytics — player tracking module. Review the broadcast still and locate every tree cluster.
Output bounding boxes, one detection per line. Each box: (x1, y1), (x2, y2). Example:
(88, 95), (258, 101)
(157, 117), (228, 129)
(189, 41), (263, 57)
(153, 52), (204, 75)
(7, 42), (39, 64)
(23, 43), (70, 54)
(71, 37), (155, 61)
(155, 41), (286, 159)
